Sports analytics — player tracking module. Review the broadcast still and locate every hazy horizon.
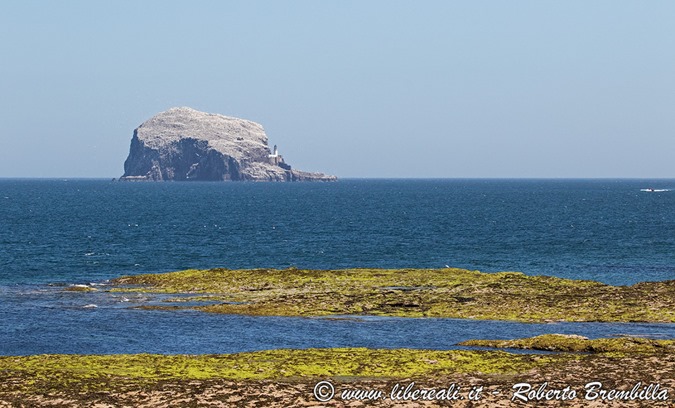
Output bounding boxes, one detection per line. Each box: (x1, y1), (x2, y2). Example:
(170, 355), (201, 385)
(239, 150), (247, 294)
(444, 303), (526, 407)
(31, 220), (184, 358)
(1, 1), (674, 179)
(3, 177), (675, 182)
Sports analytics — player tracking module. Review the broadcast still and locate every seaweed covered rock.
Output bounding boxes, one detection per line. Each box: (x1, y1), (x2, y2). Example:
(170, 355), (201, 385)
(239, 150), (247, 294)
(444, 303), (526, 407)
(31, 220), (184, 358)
(460, 334), (675, 353)
(120, 107), (336, 182)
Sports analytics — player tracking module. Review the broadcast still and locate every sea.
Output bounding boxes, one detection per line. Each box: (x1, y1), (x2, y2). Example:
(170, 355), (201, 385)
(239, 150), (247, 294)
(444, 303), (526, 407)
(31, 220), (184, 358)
(1, 179), (674, 356)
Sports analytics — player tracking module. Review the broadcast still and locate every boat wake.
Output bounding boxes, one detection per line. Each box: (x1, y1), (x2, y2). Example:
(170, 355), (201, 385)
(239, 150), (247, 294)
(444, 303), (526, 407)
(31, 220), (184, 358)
(640, 188), (671, 193)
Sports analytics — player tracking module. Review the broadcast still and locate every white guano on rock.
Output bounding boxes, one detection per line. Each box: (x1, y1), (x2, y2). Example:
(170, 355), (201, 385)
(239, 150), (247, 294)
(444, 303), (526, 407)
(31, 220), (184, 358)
(120, 107), (336, 182)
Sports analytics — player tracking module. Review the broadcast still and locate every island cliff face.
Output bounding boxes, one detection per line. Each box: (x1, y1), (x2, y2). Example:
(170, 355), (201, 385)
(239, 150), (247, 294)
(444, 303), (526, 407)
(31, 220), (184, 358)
(120, 107), (336, 182)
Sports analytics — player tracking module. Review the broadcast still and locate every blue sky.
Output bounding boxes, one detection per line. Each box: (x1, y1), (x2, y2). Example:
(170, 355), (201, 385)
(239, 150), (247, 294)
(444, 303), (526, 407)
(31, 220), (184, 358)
(1, 1), (674, 178)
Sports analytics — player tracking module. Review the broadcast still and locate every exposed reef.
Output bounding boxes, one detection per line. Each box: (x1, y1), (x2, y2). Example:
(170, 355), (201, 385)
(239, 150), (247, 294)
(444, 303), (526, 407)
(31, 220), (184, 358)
(1, 339), (672, 407)
(110, 268), (675, 322)
(14, 269), (673, 406)
(460, 334), (675, 354)
(120, 107), (336, 182)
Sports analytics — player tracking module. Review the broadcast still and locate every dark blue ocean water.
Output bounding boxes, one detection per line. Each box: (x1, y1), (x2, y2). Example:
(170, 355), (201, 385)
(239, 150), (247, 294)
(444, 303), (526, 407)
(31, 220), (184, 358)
(1, 179), (674, 355)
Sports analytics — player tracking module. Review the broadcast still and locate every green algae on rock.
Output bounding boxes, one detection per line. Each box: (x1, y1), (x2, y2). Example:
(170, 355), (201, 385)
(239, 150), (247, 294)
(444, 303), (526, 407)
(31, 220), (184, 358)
(1, 343), (673, 406)
(63, 284), (98, 292)
(0, 348), (560, 395)
(110, 268), (675, 322)
(460, 334), (675, 354)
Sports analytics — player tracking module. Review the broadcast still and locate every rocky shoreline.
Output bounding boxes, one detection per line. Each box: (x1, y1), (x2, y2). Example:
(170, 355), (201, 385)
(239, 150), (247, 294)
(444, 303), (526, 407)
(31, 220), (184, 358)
(1, 335), (672, 407)
(4, 268), (673, 407)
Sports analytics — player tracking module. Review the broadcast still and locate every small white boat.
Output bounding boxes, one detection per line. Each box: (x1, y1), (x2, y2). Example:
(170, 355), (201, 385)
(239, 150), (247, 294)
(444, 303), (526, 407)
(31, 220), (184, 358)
(640, 188), (669, 193)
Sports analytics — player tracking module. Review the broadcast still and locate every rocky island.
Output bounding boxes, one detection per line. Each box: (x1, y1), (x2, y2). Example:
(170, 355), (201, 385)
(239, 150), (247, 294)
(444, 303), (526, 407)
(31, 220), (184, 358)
(120, 107), (336, 182)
